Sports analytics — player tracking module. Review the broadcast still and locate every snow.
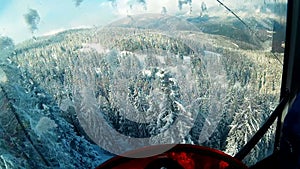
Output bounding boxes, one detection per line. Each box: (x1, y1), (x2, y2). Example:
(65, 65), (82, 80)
(80, 43), (108, 53)
(183, 56), (191, 64)
(0, 63), (113, 168)
(0, 68), (8, 83)
(231, 42), (239, 48)
(95, 67), (102, 74)
(120, 50), (134, 56)
(156, 70), (165, 78)
(169, 77), (176, 82)
(34, 117), (58, 138)
(142, 69), (152, 76)
(0, 7), (284, 165)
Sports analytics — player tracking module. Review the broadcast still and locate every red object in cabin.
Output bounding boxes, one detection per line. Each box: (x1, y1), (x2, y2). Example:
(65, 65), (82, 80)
(96, 144), (248, 169)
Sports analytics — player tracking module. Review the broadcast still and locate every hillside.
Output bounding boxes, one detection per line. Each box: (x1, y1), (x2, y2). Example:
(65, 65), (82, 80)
(0, 13), (283, 168)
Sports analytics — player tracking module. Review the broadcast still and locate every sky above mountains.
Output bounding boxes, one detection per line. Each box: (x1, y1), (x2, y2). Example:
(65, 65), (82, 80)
(0, 0), (282, 43)
(0, 0), (112, 42)
(0, 0), (223, 43)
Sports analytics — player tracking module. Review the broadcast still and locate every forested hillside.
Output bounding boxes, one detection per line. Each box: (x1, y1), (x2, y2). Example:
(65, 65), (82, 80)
(0, 13), (283, 168)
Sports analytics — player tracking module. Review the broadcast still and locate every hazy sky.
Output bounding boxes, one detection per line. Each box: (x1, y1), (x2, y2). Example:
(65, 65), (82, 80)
(0, 0), (277, 43)
(0, 0), (114, 43)
(0, 0), (223, 43)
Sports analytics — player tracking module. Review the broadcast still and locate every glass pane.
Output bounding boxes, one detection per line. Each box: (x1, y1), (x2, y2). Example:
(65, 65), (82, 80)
(0, 0), (287, 168)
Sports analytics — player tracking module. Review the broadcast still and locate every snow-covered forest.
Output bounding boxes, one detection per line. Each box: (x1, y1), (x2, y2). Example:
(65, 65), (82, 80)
(0, 1), (286, 168)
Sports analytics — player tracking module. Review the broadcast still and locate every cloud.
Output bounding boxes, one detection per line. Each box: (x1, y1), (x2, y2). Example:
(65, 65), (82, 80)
(41, 25), (91, 37)
(101, 0), (220, 17)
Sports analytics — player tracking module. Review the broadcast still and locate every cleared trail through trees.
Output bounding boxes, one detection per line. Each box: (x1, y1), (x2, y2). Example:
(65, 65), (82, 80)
(198, 51), (228, 143)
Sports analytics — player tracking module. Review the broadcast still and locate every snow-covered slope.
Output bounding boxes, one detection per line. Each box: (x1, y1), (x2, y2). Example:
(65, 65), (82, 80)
(0, 12), (283, 167)
(0, 61), (112, 168)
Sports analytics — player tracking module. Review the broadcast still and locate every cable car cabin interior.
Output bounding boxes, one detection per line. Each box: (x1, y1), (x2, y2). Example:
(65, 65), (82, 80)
(0, 0), (299, 169)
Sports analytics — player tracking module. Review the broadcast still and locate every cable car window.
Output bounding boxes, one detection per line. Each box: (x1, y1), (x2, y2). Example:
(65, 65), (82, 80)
(0, 0), (288, 168)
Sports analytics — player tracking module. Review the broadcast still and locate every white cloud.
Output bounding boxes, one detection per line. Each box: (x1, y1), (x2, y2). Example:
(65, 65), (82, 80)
(41, 28), (68, 37)
(108, 0), (283, 18)
(102, 0), (222, 17)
